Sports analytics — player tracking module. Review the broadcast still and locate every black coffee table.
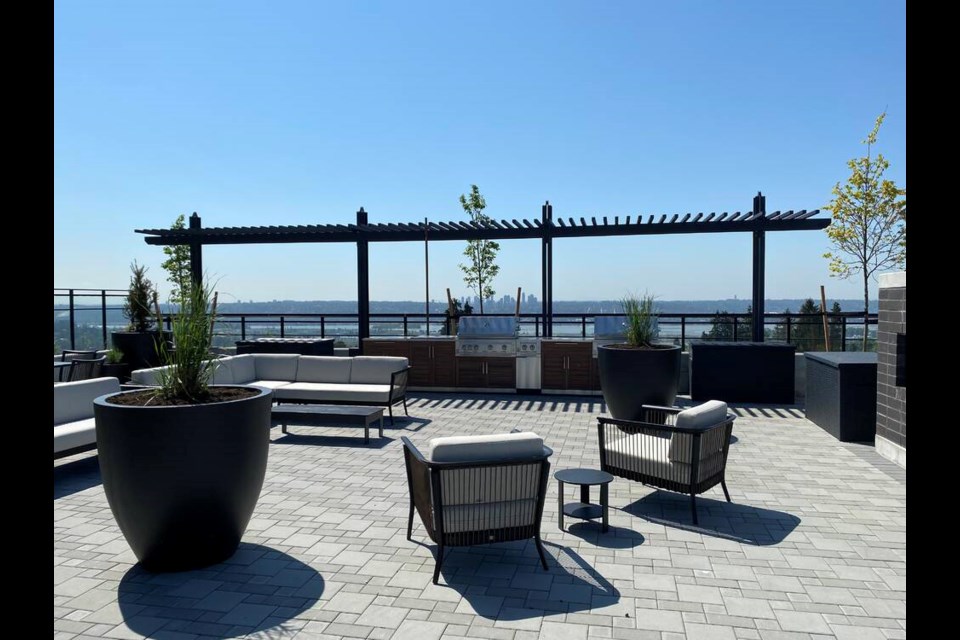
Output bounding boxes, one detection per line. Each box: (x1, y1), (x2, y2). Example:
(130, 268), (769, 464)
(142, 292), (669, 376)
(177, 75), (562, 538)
(555, 468), (614, 532)
(271, 404), (384, 444)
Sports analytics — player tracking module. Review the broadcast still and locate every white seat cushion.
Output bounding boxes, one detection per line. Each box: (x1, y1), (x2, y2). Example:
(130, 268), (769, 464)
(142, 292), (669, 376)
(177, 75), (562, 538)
(296, 356), (353, 383)
(670, 401), (729, 462)
(249, 379), (295, 391)
(605, 432), (725, 482)
(349, 356), (408, 384)
(54, 418), (97, 453)
(429, 431), (545, 463)
(253, 354), (300, 381)
(54, 377), (121, 425)
(130, 366), (163, 386)
(272, 382), (391, 403)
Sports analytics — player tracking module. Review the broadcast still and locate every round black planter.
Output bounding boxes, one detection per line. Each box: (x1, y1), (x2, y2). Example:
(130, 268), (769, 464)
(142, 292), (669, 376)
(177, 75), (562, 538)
(100, 362), (131, 383)
(111, 331), (172, 371)
(94, 386), (273, 572)
(597, 344), (681, 420)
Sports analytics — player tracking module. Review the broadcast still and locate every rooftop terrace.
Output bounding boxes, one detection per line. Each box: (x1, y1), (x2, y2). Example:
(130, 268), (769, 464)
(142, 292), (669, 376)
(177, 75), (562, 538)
(54, 393), (905, 640)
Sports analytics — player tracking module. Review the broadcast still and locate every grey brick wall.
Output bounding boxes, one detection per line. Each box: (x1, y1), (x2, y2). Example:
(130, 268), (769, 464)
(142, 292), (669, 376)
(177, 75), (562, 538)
(876, 283), (906, 448)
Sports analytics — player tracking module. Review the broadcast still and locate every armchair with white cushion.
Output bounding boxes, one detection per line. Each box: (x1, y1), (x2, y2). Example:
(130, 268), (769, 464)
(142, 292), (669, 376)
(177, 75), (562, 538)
(401, 431), (553, 584)
(597, 400), (736, 524)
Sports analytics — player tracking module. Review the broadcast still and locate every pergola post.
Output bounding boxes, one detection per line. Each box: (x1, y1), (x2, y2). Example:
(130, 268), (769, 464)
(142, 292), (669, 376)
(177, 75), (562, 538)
(189, 212), (203, 287)
(751, 192), (766, 342)
(357, 207), (370, 349)
(541, 201), (553, 337)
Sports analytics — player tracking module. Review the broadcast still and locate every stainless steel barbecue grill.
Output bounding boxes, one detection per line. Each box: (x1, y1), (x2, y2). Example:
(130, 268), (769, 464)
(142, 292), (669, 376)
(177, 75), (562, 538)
(455, 316), (519, 356)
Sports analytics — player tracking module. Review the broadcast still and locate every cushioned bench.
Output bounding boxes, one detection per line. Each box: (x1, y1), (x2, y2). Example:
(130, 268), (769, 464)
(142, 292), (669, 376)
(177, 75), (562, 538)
(54, 377), (120, 459)
(131, 354), (411, 423)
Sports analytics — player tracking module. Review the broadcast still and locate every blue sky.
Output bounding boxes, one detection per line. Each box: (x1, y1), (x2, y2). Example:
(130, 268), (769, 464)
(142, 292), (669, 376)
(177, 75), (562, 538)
(54, 0), (906, 305)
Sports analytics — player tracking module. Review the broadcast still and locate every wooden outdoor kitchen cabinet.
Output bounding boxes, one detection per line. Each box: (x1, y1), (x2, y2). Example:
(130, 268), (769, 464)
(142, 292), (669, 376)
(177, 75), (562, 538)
(456, 357), (516, 389)
(363, 339), (455, 388)
(541, 340), (598, 391)
(408, 340), (456, 387)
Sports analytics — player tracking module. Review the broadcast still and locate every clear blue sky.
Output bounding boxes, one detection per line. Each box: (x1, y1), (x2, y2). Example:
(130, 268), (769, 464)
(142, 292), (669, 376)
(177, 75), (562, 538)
(54, 0), (906, 306)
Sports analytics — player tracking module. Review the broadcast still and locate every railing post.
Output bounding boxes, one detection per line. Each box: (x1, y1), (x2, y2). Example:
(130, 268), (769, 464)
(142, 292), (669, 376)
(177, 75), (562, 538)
(841, 316), (847, 351)
(681, 316), (686, 350)
(403, 315), (409, 337)
(68, 289), (76, 350)
(732, 316), (738, 342)
(280, 316), (285, 338)
(535, 316), (540, 337)
(241, 316), (246, 341)
(101, 289), (108, 349)
(786, 316), (792, 344)
(320, 316), (325, 338)
(581, 315), (587, 338)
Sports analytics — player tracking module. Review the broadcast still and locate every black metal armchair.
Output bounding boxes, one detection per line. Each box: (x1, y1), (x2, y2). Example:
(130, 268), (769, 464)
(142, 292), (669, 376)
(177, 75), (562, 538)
(598, 401), (735, 525)
(67, 356), (106, 382)
(57, 349), (98, 382)
(401, 432), (553, 584)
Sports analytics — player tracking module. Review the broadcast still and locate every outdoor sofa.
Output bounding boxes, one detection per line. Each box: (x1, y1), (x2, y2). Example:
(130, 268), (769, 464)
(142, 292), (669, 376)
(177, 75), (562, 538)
(131, 354), (411, 423)
(54, 376), (120, 458)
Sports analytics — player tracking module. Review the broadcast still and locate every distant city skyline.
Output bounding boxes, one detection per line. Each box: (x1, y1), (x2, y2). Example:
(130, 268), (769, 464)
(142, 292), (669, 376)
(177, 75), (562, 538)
(54, 1), (905, 303)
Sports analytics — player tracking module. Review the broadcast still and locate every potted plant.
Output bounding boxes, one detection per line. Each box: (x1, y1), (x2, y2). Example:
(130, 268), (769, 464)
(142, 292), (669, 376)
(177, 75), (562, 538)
(597, 293), (681, 420)
(100, 347), (130, 382)
(94, 280), (273, 572)
(111, 262), (172, 371)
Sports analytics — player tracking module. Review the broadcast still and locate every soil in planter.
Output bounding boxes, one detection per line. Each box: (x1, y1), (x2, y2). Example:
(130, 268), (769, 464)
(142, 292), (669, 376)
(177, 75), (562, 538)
(106, 386), (260, 406)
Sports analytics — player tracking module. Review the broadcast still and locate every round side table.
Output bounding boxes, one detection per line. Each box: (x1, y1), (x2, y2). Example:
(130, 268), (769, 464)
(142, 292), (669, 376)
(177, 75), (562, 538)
(554, 468), (614, 533)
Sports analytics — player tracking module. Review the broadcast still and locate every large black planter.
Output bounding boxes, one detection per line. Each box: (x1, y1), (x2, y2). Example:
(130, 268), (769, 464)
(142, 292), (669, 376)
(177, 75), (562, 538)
(597, 344), (681, 420)
(111, 331), (172, 371)
(93, 386), (273, 572)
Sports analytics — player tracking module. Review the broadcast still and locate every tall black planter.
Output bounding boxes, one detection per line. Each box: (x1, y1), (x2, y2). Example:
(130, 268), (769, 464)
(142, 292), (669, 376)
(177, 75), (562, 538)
(597, 344), (681, 420)
(94, 386), (273, 572)
(111, 331), (172, 371)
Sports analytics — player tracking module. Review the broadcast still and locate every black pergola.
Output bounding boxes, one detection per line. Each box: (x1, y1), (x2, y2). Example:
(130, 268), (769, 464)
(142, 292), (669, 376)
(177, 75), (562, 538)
(136, 192), (830, 343)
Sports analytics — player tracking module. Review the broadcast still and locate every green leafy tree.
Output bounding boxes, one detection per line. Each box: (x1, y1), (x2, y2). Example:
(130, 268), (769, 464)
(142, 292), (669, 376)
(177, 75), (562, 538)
(701, 306), (752, 342)
(458, 185), (500, 313)
(161, 214), (193, 304)
(824, 112), (906, 350)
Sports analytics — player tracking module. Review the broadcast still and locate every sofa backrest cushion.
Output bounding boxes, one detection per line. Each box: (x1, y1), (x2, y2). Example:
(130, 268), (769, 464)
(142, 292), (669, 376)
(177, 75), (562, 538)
(253, 354), (300, 381)
(296, 356), (353, 383)
(669, 400), (729, 463)
(54, 377), (121, 425)
(350, 356), (408, 384)
(130, 366), (163, 386)
(429, 431), (545, 463)
(227, 355), (257, 384)
(210, 358), (234, 384)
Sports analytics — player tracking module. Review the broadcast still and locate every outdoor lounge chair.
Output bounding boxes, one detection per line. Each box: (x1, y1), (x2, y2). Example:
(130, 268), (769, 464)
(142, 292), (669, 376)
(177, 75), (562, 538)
(67, 356), (106, 382)
(597, 400), (735, 525)
(401, 431), (553, 584)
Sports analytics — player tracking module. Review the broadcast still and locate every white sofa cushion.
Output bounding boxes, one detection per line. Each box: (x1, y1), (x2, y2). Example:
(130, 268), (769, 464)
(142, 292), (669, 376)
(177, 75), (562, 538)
(54, 377), (120, 425)
(349, 356), (408, 384)
(130, 366), (163, 386)
(253, 354), (300, 381)
(250, 379), (295, 391)
(228, 355), (258, 383)
(296, 356), (353, 383)
(669, 401), (729, 462)
(605, 432), (689, 482)
(429, 431), (545, 463)
(272, 382), (391, 403)
(54, 418), (97, 454)
(210, 358), (234, 384)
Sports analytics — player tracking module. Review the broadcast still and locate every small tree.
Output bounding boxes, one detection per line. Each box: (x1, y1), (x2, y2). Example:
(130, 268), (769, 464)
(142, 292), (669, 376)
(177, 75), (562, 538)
(161, 214), (193, 304)
(123, 262), (158, 332)
(458, 185), (500, 314)
(824, 112), (906, 350)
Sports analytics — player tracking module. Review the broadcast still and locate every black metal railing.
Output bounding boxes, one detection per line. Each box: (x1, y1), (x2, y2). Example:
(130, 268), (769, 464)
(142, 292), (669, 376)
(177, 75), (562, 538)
(54, 288), (879, 354)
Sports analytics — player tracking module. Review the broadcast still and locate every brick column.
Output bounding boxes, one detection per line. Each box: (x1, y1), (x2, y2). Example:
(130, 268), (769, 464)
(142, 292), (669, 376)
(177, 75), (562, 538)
(876, 271), (906, 468)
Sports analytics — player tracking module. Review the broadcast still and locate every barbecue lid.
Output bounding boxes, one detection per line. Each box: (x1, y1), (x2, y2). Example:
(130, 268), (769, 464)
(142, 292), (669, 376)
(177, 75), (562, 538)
(457, 316), (519, 337)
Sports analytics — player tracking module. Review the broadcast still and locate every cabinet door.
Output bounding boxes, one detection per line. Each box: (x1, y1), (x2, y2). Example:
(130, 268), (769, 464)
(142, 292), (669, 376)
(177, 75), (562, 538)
(408, 342), (433, 386)
(432, 341), (456, 387)
(540, 341), (568, 389)
(566, 343), (594, 390)
(456, 358), (486, 387)
(363, 340), (410, 358)
(486, 358), (516, 388)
